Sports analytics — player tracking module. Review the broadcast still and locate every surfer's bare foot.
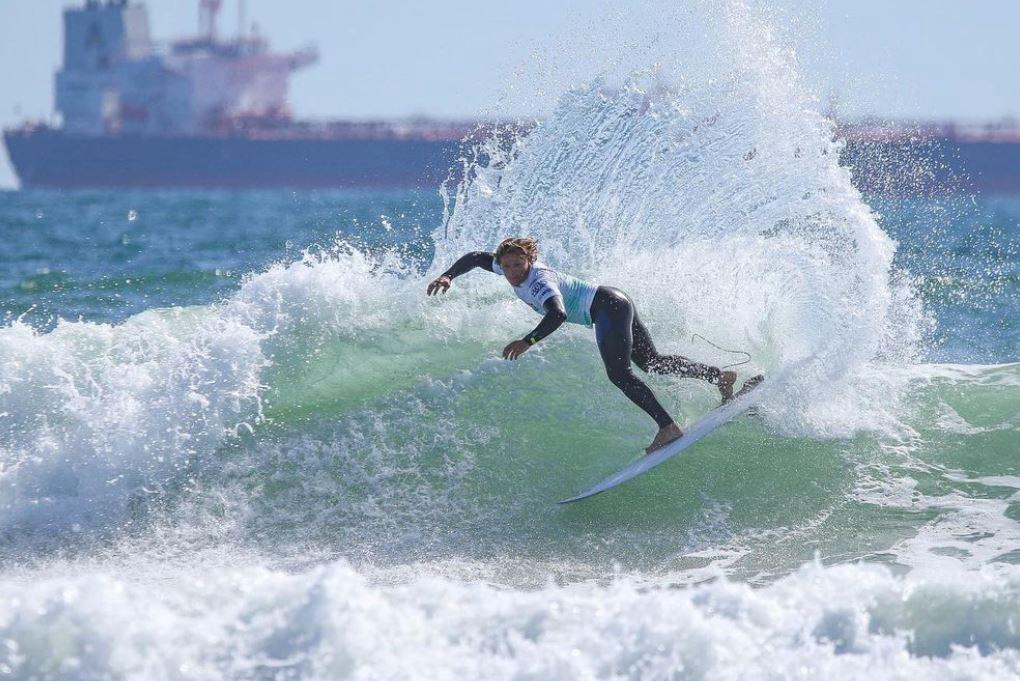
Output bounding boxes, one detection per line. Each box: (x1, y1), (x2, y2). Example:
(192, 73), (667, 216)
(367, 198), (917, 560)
(646, 422), (683, 454)
(718, 370), (737, 403)
(736, 374), (765, 399)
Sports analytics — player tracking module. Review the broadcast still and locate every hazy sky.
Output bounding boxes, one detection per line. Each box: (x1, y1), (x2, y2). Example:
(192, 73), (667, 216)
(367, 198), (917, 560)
(1, 0), (1018, 187)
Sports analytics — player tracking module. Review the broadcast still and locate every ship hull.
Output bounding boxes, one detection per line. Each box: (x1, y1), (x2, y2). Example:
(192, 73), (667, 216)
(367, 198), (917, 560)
(5, 127), (1019, 193)
(4, 128), (463, 189)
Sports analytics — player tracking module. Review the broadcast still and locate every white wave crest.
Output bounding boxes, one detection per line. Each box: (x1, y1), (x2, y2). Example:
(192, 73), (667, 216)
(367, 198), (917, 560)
(2, 559), (1018, 680)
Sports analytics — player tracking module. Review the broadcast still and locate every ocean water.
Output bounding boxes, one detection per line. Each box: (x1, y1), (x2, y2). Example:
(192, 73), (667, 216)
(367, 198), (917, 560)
(3, 4), (1020, 680)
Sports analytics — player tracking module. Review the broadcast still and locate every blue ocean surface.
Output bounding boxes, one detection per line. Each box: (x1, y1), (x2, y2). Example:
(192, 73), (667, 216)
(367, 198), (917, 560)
(2, 7), (1020, 680)
(3, 190), (1016, 364)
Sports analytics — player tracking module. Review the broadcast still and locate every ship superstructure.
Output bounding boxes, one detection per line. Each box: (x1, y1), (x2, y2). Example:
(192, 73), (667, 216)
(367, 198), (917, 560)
(55, 0), (317, 136)
(4, 0), (474, 189)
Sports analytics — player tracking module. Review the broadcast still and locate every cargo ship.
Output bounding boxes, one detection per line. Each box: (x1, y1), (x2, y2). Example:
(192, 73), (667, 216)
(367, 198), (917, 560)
(4, 0), (1018, 193)
(3, 0), (479, 189)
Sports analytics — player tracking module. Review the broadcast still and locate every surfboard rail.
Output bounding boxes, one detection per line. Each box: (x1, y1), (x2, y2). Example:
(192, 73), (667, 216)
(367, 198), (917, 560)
(558, 371), (776, 504)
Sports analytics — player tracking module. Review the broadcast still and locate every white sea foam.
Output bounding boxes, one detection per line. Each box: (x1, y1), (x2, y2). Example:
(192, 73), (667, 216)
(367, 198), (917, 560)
(0, 308), (268, 542)
(1, 559), (1018, 680)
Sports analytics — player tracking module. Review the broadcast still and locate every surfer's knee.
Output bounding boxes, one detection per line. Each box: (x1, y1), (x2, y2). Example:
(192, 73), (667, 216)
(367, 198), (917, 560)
(605, 364), (636, 388)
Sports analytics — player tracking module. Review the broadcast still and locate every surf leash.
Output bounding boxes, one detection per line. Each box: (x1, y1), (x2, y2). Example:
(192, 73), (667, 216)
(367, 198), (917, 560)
(690, 333), (752, 369)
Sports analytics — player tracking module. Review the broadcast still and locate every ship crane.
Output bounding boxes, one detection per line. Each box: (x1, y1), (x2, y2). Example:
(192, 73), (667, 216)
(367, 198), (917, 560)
(199, 0), (222, 41)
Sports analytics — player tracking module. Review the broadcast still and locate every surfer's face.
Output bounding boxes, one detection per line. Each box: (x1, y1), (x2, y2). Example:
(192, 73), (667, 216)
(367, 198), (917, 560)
(499, 252), (531, 286)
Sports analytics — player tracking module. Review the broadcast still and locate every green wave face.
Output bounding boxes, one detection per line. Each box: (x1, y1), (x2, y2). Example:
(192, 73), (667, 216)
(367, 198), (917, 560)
(190, 296), (1020, 582)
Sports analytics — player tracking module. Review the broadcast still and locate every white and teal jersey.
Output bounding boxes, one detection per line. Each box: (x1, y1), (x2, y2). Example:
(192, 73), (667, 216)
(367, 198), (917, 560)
(491, 259), (598, 327)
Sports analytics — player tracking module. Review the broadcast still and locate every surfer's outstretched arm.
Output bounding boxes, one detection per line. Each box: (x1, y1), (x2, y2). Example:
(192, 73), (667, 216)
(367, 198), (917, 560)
(503, 296), (567, 359)
(426, 251), (495, 295)
(526, 296), (568, 344)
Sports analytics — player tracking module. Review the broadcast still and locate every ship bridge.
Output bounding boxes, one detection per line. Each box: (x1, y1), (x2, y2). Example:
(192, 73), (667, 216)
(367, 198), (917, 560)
(55, 0), (317, 136)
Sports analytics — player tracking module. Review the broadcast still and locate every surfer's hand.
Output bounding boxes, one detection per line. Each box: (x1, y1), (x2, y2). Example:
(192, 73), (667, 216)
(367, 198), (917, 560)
(502, 339), (531, 360)
(427, 275), (452, 296)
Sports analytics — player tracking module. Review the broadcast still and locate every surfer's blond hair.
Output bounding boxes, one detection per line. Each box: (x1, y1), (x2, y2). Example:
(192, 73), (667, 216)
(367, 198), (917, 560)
(495, 237), (539, 264)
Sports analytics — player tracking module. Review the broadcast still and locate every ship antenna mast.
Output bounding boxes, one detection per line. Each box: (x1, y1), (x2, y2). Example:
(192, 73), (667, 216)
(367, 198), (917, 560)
(199, 0), (223, 41)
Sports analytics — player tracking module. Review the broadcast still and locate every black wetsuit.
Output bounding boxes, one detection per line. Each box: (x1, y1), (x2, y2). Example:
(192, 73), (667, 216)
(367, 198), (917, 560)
(590, 286), (721, 428)
(441, 251), (722, 428)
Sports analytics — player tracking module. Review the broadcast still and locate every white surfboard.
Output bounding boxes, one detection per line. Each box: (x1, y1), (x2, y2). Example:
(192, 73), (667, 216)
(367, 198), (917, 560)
(558, 372), (774, 504)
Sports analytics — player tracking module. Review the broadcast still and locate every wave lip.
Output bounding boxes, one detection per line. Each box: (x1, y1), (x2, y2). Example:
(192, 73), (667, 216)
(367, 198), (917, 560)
(439, 4), (928, 441)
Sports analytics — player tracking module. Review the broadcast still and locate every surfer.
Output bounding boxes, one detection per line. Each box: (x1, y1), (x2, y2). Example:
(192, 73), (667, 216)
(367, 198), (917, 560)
(427, 237), (741, 454)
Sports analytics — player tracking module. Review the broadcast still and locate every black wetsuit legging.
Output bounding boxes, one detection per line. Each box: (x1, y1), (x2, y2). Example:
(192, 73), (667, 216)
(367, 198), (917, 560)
(591, 286), (722, 429)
